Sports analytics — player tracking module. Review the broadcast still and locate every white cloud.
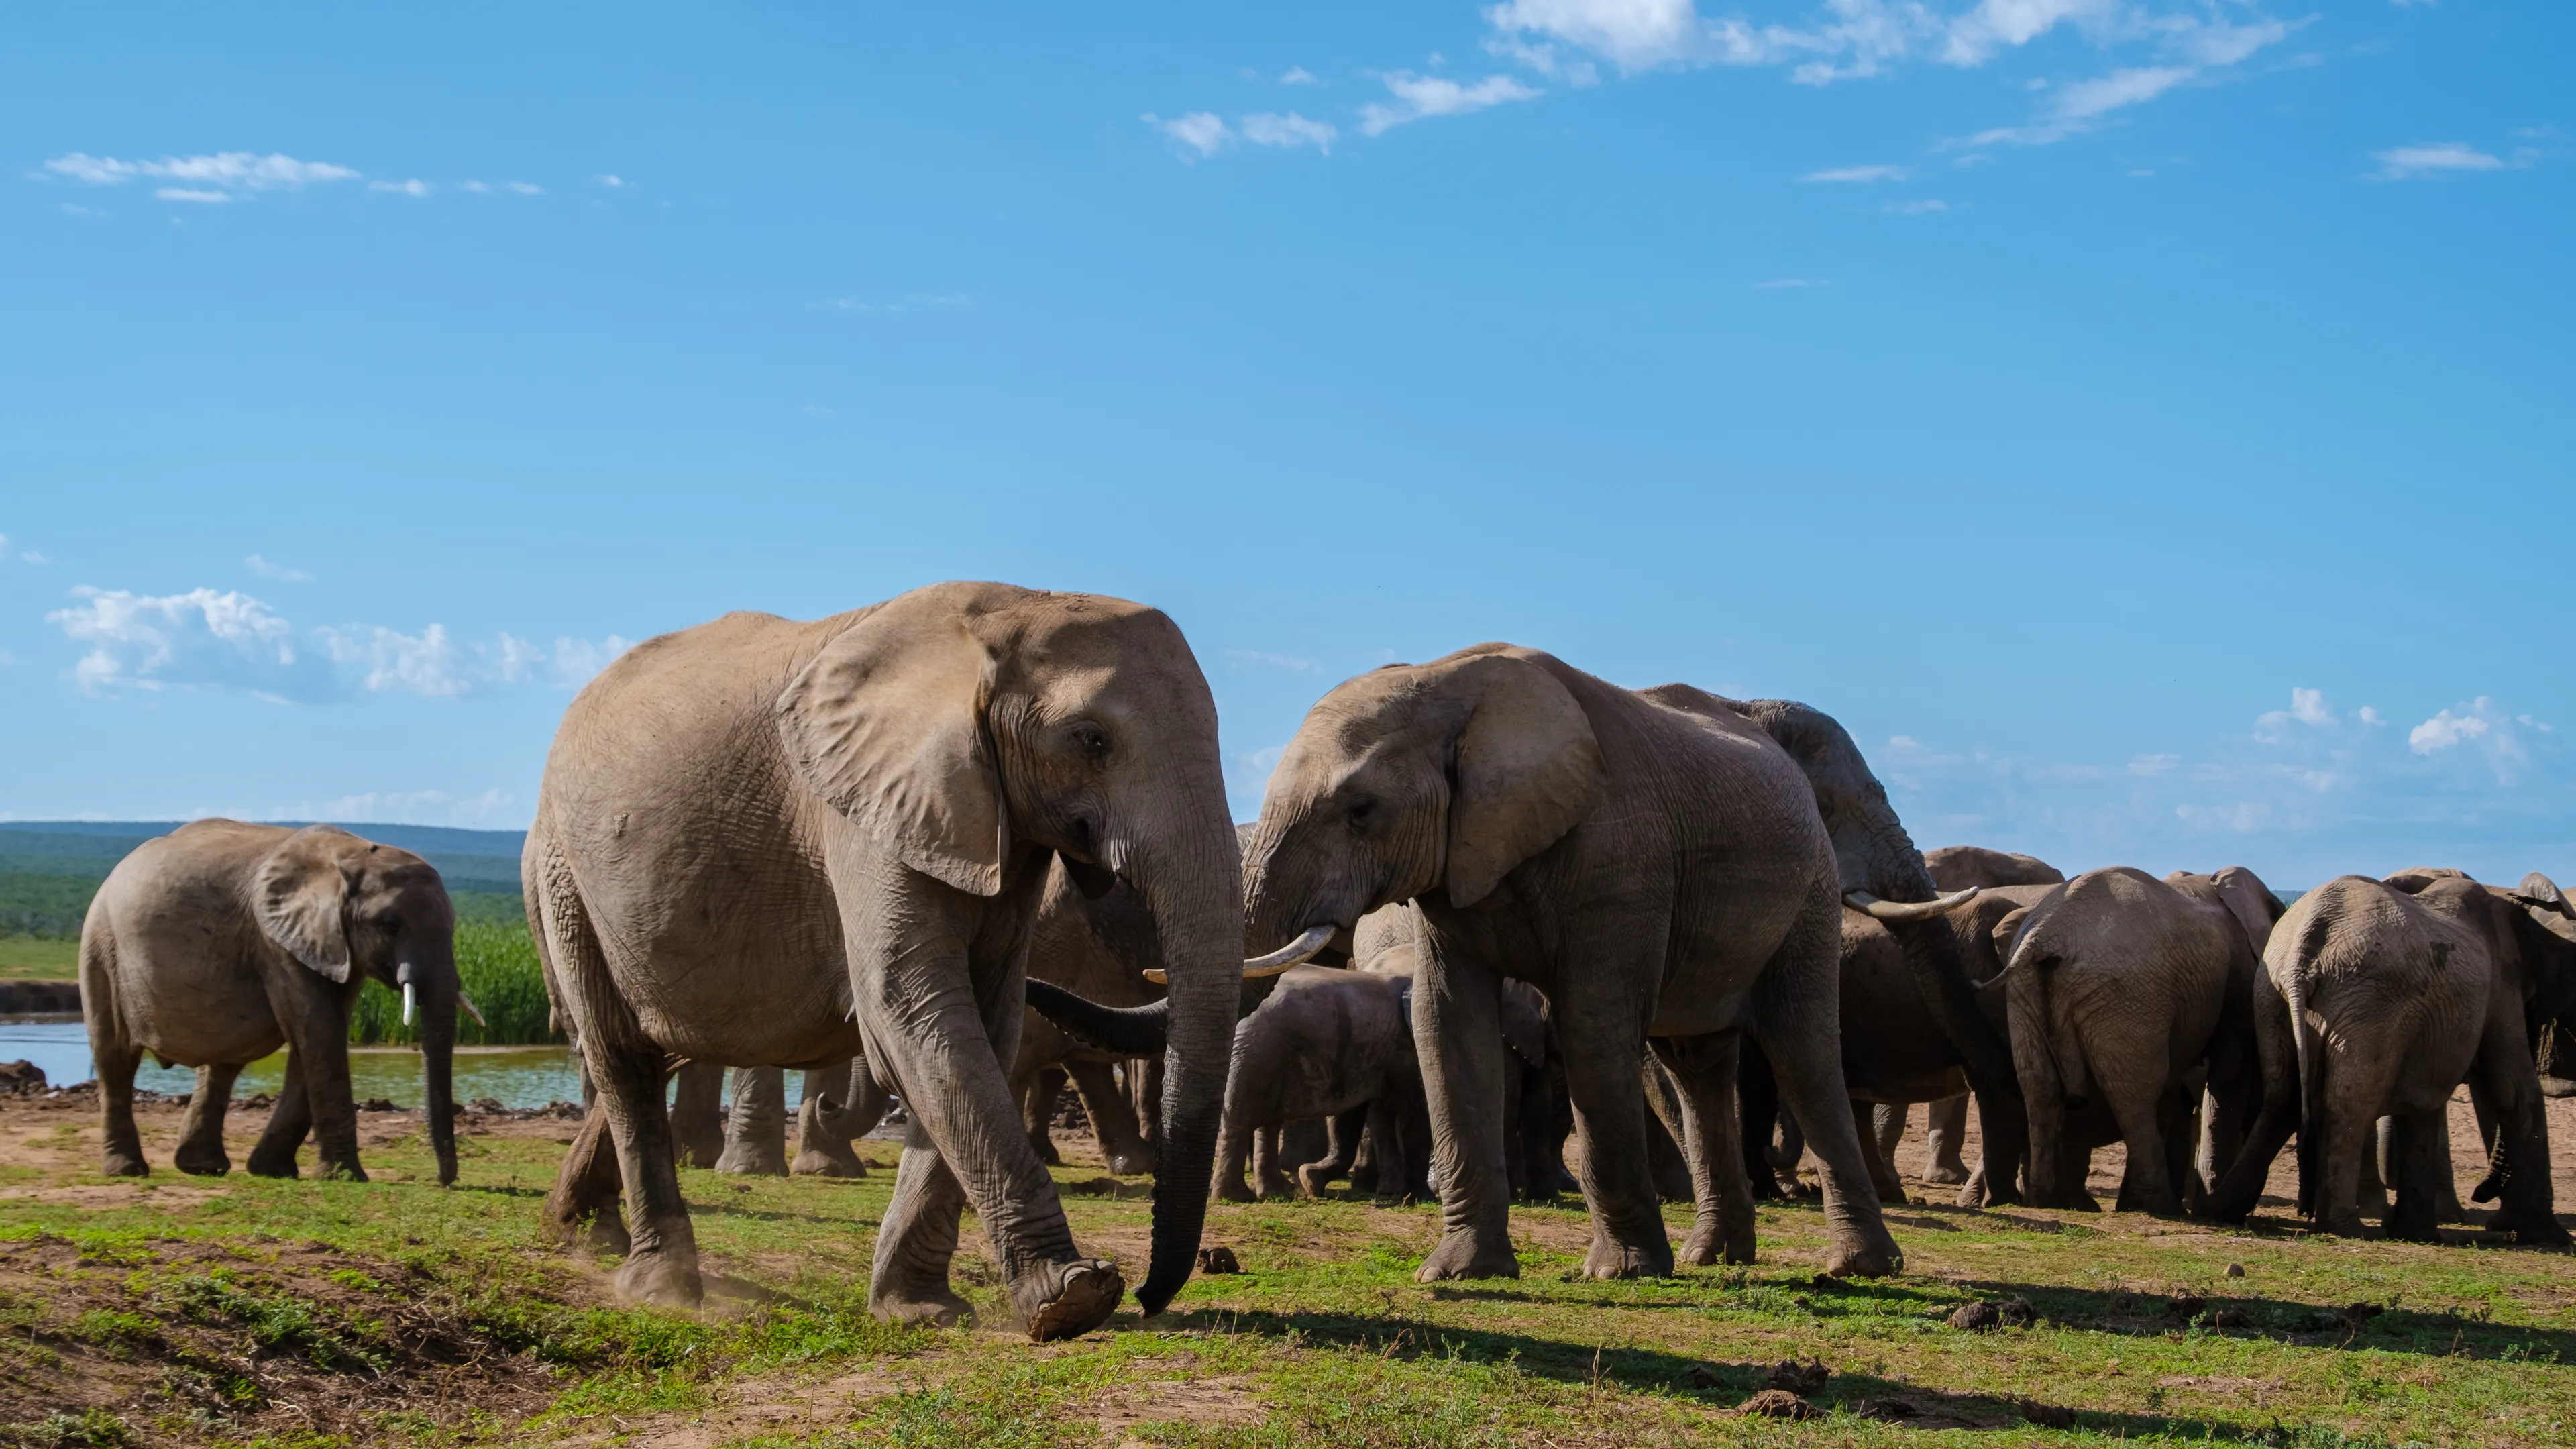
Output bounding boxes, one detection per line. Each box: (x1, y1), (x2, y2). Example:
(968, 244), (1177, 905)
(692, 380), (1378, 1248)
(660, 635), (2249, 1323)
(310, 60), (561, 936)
(0, 533), (42, 564)
(2358, 706), (2384, 725)
(506, 181), (543, 195)
(2176, 800), (2271, 833)
(1884, 197), (1949, 213)
(2254, 686), (2337, 743)
(1242, 113), (1339, 151)
(1484, 0), (1705, 71)
(244, 554), (311, 582)
(2409, 700), (2494, 754)
(2369, 142), (2506, 180)
(369, 178), (431, 197)
(1360, 72), (1544, 135)
(43, 151), (360, 203)
(1962, 63), (2198, 146)
(1804, 164), (1908, 182)
(550, 634), (636, 688)
(48, 587), (334, 701)
(595, 174), (627, 188)
(1146, 111), (1234, 158)
(2128, 752), (2179, 775)
(1280, 66), (1319, 85)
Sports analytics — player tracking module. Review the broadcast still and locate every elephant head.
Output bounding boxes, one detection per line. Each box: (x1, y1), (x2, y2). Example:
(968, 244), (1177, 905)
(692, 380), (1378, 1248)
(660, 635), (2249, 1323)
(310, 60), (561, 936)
(253, 824), (460, 1184)
(774, 582), (1255, 1316)
(1242, 647), (1607, 952)
(1705, 699), (2013, 1099)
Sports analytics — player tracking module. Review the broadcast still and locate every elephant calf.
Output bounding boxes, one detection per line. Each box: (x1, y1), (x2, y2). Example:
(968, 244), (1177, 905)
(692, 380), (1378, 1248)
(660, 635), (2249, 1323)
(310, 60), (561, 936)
(1210, 965), (1433, 1202)
(79, 820), (463, 1185)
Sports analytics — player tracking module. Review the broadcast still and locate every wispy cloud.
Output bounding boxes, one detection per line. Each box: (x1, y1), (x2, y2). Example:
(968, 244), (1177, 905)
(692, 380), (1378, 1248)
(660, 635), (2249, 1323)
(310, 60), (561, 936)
(1242, 113), (1339, 152)
(2367, 142), (2508, 180)
(45, 585), (633, 702)
(0, 534), (50, 565)
(1224, 649), (1322, 674)
(244, 554), (311, 582)
(1884, 197), (1949, 214)
(1279, 66), (1319, 85)
(1360, 72), (1544, 135)
(369, 178), (431, 197)
(41, 151), (360, 203)
(1803, 164), (1908, 182)
(1145, 111), (1235, 159)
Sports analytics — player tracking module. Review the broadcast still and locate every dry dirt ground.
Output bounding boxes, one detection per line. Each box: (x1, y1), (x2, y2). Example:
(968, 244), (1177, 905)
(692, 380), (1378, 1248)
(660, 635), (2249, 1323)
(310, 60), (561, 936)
(2, 1087), (2571, 1446)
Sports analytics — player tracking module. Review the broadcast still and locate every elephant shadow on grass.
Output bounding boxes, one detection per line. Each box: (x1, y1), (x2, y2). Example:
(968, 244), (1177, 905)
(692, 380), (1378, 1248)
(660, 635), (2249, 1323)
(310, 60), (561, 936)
(1928, 1277), (2576, 1364)
(1148, 1303), (2284, 1440)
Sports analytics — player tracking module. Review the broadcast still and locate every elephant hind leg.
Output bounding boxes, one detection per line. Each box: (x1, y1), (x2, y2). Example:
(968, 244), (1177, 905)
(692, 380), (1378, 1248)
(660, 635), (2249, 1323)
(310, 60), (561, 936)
(174, 1063), (243, 1176)
(1299, 1106), (1367, 1198)
(1922, 1095), (1971, 1187)
(2383, 1109), (2447, 1243)
(716, 1067), (789, 1176)
(1858, 1101), (1908, 1203)
(1752, 883), (1903, 1278)
(594, 1040), (704, 1307)
(1254, 1124), (1295, 1199)
(669, 1061), (727, 1170)
(1067, 1059), (1152, 1176)
(1650, 1032), (1756, 1268)
(871, 1126), (976, 1327)
(245, 1053), (313, 1179)
(544, 1101), (631, 1251)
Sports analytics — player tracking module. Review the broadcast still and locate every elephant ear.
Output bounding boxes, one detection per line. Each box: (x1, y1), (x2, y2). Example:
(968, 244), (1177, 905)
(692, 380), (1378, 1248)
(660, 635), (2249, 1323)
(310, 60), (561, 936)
(2209, 866), (2287, 955)
(253, 826), (356, 983)
(1989, 904), (2034, 965)
(777, 604), (1008, 896)
(2515, 873), (2575, 918)
(1442, 653), (1606, 909)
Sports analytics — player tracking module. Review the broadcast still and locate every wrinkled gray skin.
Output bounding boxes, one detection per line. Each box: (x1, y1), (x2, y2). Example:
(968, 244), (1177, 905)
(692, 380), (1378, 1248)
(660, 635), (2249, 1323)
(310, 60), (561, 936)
(1212, 965), (1432, 1202)
(525, 582), (1244, 1338)
(80, 820), (460, 1185)
(1989, 866), (2280, 1215)
(1241, 647), (1905, 1281)
(688, 1058), (887, 1177)
(1904, 846), (2067, 1186)
(1012, 859), (1165, 1177)
(2210, 869), (2576, 1244)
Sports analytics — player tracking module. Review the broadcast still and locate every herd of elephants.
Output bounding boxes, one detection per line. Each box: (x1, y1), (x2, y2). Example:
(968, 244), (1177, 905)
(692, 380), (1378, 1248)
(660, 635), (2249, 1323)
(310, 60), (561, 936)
(71, 582), (2576, 1342)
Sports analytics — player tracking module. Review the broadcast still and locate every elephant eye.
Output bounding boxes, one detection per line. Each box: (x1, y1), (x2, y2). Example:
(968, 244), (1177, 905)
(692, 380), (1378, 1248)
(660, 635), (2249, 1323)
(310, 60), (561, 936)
(1070, 722), (1110, 759)
(1347, 798), (1375, 828)
(372, 910), (402, 930)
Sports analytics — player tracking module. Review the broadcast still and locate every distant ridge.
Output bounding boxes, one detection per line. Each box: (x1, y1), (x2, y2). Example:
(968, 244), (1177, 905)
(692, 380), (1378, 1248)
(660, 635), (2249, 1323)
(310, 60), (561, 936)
(0, 820), (525, 890)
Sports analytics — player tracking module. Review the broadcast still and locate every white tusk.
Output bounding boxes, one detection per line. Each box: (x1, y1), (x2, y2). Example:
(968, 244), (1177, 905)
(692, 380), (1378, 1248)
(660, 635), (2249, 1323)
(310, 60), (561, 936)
(1844, 886), (1980, 923)
(458, 992), (488, 1029)
(1142, 922), (1339, 985)
(402, 981), (416, 1026)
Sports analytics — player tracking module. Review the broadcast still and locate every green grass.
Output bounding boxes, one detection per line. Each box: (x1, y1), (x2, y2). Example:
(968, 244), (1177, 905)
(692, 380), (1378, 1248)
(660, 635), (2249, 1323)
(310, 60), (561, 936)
(0, 936), (79, 980)
(0, 1111), (2567, 1448)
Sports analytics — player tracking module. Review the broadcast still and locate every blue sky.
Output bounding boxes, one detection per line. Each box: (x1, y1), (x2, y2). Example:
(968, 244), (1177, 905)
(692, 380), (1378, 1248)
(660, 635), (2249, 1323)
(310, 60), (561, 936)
(3, 1), (2569, 888)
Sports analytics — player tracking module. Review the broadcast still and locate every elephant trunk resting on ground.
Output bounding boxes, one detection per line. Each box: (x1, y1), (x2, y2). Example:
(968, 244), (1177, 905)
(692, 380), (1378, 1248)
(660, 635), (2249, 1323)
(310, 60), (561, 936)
(80, 820), (463, 1186)
(526, 582), (1284, 1338)
(1238, 648), (1905, 1282)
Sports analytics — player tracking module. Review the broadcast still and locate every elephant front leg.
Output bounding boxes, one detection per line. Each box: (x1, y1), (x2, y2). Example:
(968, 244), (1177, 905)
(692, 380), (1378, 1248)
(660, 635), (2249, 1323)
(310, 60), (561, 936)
(1413, 947), (1523, 1282)
(2468, 1021), (2573, 1246)
(246, 1053), (314, 1178)
(669, 1061), (727, 1169)
(870, 1121), (979, 1327)
(2383, 1109), (2447, 1243)
(174, 1063), (244, 1176)
(268, 994), (366, 1181)
(1923, 1094), (1971, 1187)
(1299, 1107), (1366, 1197)
(1651, 1032), (1756, 1267)
(716, 1066), (788, 1175)
(1560, 1045), (1674, 1279)
(1754, 894), (1903, 1277)
(1067, 1060), (1153, 1176)
(1860, 1102), (1909, 1203)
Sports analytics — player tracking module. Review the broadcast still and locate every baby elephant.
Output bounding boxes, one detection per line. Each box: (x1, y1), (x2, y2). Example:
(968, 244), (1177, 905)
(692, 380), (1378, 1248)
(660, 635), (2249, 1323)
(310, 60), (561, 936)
(80, 820), (464, 1183)
(1212, 965), (1431, 1202)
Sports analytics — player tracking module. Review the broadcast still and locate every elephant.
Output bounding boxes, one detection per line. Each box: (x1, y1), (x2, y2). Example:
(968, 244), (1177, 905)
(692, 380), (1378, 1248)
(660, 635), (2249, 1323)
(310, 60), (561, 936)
(1984, 865), (2281, 1216)
(1208, 965), (1434, 1202)
(78, 820), (462, 1185)
(2210, 869), (2575, 1244)
(1907, 846), (2065, 1183)
(1237, 645), (1911, 1282)
(1010, 858), (1167, 1177)
(1926, 847), (2065, 892)
(703, 1058), (890, 1177)
(523, 582), (1280, 1336)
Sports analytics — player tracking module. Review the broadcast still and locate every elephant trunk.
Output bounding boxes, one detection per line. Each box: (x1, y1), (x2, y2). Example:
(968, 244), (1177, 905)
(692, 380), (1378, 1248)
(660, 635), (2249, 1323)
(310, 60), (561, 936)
(1847, 819), (2021, 1100)
(401, 938), (460, 1186)
(1025, 979), (1171, 1057)
(1130, 839), (1241, 1317)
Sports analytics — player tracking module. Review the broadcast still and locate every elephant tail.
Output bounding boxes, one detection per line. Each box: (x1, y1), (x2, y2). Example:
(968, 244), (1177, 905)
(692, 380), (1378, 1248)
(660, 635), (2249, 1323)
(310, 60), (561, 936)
(1025, 979), (1171, 1057)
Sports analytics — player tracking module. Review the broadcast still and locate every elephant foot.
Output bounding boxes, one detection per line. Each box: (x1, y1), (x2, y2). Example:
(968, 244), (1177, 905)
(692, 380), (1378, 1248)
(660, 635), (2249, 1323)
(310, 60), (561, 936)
(244, 1148), (299, 1179)
(1823, 1228), (1903, 1279)
(1295, 1164), (1334, 1199)
(871, 1283), (975, 1329)
(1676, 1224), (1753, 1268)
(614, 1250), (704, 1309)
(2385, 1211), (2440, 1244)
(1256, 1173), (1295, 1201)
(1416, 1230), (1520, 1282)
(1214, 1179), (1256, 1204)
(315, 1159), (368, 1183)
(715, 1150), (787, 1177)
(1013, 1258), (1124, 1342)
(1582, 1235), (1674, 1281)
(790, 1148), (865, 1179)
(1105, 1148), (1155, 1177)
(172, 1144), (231, 1177)
(1922, 1160), (1970, 1187)
(100, 1150), (149, 1179)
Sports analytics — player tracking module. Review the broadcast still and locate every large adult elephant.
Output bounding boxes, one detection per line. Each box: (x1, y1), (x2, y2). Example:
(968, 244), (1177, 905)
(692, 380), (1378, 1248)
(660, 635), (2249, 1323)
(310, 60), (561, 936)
(1986, 866), (2279, 1215)
(78, 821), (464, 1185)
(523, 582), (1263, 1338)
(1238, 645), (1907, 1281)
(2210, 869), (2575, 1243)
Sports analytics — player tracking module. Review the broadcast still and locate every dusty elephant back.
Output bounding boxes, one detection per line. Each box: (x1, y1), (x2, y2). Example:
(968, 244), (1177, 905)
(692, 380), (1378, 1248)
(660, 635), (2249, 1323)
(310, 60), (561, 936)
(1925, 845), (2064, 892)
(536, 608), (870, 1063)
